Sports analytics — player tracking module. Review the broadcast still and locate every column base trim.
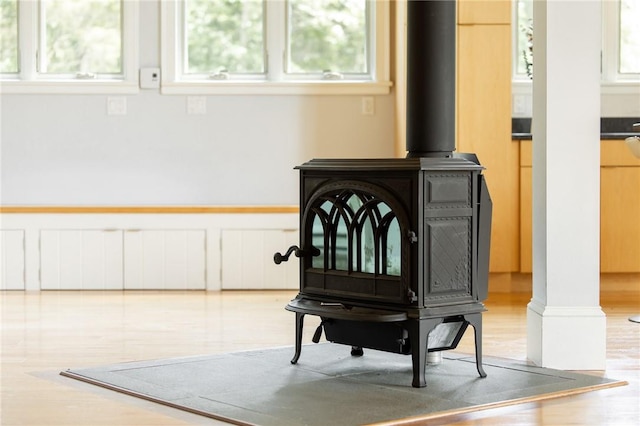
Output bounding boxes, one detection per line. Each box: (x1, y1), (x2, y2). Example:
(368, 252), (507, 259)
(527, 300), (606, 370)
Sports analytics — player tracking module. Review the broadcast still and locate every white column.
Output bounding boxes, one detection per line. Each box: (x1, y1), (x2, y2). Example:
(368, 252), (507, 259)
(527, 0), (606, 370)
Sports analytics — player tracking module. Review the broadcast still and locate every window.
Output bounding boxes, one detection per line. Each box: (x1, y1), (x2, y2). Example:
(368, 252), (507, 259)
(161, 0), (391, 95)
(512, 0), (639, 117)
(0, 0), (138, 94)
(0, 0), (18, 74)
(39, 0), (122, 77)
(183, 0), (265, 77)
(514, 0), (532, 78)
(606, 0), (640, 79)
(286, 0), (369, 78)
(514, 0), (640, 81)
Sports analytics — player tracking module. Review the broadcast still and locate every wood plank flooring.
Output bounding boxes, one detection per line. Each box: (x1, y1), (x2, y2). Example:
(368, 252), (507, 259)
(1, 274), (638, 425)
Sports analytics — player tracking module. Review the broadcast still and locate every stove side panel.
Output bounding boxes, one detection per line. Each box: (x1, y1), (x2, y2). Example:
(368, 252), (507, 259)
(422, 171), (475, 306)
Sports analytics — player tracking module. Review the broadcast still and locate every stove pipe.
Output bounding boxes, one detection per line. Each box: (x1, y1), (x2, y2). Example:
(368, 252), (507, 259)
(406, 0), (456, 158)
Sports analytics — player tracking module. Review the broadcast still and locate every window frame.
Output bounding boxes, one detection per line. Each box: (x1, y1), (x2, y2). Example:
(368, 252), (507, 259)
(511, 0), (639, 116)
(0, 0), (139, 95)
(513, 0), (639, 83)
(160, 0), (391, 95)
(602, 0), (639, 83)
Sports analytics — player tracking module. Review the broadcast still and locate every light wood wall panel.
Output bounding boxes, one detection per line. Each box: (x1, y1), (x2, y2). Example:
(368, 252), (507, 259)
(393, 0), (407, 158)
(457, 23), (514, 272)
(458, 0), (511, 25)
(394, 1), (514, 272)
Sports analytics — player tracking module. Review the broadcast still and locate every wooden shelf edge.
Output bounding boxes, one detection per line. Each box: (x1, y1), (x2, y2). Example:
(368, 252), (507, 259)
(0, 206), (300, 214)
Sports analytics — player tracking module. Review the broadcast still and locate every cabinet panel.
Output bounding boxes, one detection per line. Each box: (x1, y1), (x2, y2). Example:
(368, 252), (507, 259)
(221, 229), (299, 289)
(458, 0), (511, 25)
(1, 230), (25, 290)
(123, 230), (206, 290)
(40, 230), (123, 290)
(520, 139), (640, 273)
(458, 24), (514, 272)
(520, 167), (532, 273)
(601, 140), (640, 166)
(601, 167), (640, 272)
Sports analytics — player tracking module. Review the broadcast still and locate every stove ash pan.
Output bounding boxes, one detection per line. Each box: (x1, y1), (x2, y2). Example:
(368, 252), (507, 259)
(274, 155), (492, 387)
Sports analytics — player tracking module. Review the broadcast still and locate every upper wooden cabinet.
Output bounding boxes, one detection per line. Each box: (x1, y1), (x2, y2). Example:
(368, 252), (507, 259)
(458, 0), (511, 25)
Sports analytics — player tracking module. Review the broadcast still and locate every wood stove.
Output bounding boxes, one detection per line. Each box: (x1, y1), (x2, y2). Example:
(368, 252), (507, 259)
(274, 0), (492, 388)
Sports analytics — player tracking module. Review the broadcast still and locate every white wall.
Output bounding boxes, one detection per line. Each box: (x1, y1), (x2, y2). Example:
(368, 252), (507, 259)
(0, 93), (395, 205)
(0, 1), (396, 206)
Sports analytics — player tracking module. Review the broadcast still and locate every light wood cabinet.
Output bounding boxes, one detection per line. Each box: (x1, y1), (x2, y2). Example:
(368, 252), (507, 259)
(457, 12), (516, 272)
(519, 164), (533, 272)
(519, 139), (640, 272)
(458, 0), (511, 25)
(394, 1), (515, 272)
(600, 140), (640, 272)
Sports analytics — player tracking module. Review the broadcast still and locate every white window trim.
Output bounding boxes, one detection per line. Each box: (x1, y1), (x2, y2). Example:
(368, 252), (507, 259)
(0, 0), (139, 95)
(160, 0), (392, 95)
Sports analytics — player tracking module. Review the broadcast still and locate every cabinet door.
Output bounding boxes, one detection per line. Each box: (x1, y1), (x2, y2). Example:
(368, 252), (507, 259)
(458, 0), (511, 25)
(520, 167), (532, 273)
(601, 167), (640, 272)
(458, 23), (514, 272)
(522, 162), (640, 273)
(1, 230), (25, 290)
(124, 230), (206, 290)
(221, 229), (299, 289)
(40, 230), (124, 290)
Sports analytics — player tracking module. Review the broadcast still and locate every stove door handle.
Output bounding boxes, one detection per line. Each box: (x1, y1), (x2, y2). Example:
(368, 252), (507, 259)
(273, 245), (319, 264)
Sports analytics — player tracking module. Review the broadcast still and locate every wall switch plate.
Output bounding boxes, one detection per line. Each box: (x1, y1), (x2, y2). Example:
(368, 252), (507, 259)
(140, 67), (160, 89)
(107, 97), (127, 115)
(513, 94), (527, 115)
(187, 96), (207, 115)
(362, 96), (375, 115)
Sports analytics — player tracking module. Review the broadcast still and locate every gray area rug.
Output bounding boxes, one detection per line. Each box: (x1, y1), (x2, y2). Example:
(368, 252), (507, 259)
(61, 344), (624, 426)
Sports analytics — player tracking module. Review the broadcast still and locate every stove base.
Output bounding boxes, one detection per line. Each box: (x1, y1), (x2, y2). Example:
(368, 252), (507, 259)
(286, 298), (487, 388)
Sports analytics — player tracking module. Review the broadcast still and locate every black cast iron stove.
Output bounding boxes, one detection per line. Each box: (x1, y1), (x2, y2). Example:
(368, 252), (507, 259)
(274, 0), (492, 387)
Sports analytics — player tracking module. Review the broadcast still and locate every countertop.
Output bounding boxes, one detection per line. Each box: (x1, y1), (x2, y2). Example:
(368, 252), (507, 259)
(512, 117), (639, 140)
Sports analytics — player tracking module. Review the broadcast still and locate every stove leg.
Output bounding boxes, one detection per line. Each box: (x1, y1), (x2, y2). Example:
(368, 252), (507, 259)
(291, 312), (305, 364)
(408, 318), (443, 388)
(465, 313), (487, 378)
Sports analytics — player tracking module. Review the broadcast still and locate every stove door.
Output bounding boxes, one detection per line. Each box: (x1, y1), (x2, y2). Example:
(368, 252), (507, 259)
(300, 180), (413, 306)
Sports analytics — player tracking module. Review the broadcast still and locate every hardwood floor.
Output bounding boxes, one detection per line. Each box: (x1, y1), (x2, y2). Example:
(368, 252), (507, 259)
(1, 274), (638, 425)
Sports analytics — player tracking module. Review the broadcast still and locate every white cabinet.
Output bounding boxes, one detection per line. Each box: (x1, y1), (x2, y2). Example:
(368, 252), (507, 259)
(124, 230), (206, 290)
(221, 229), (299, 289)
(39, 229), (206, 290)
(1, 230), (25, 290)
(40, 230), (124, 290)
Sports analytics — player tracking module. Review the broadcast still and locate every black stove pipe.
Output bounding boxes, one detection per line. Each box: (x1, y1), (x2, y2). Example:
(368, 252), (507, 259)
(406, 0), (456, 158)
